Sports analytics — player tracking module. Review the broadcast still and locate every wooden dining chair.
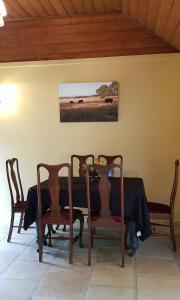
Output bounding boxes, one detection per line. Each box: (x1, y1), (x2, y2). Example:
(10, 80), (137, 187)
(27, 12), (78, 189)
(37, 163), (84, 263)
(6, 158), (27, 242)
(86, 163), (125, 267)
(71, 154), (95, 177)
(148, 159), (179, 251)
(98, 155), (123, 166)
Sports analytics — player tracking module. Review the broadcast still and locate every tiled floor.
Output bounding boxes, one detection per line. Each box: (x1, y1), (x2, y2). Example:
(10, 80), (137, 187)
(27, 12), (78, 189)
(0, 221), (180, 300)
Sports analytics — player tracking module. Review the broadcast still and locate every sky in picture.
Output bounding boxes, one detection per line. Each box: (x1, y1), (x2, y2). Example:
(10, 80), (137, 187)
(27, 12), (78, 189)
(59, 82), (112, 98)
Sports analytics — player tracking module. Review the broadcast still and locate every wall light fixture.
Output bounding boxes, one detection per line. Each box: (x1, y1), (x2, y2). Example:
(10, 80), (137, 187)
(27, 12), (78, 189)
(0, 0), (7, 27)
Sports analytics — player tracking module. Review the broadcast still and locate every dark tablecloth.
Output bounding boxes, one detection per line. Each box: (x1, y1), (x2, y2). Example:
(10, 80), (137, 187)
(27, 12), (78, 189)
(24, 177), (151, 241)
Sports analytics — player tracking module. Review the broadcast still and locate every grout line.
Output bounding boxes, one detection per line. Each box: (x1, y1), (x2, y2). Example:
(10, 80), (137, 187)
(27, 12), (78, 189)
(0, 247), (27, 276)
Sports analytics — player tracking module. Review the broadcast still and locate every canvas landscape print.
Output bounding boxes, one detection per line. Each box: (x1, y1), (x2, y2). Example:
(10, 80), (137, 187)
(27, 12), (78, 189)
(59, 81), (119, 122)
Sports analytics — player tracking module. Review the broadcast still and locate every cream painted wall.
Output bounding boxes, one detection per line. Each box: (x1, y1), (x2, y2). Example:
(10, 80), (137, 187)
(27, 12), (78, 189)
(0, 53), (180, 226)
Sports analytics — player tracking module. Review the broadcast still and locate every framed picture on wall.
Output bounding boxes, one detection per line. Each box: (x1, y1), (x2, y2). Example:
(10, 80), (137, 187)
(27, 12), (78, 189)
(58, 81), (119, 122)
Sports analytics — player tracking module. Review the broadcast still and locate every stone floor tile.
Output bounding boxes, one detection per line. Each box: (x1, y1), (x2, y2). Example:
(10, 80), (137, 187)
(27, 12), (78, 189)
(0, 251), (18, 274)
(0, 238), (27, 253)
(17, 242), (58, 263)
(136, 256), (180, 277)
(32, 295), (84, 300)
(0, 260), (50, 280)
(137, 276), (180, 300)
(85, 286), (135, 300)
(90, 264), (135, 288)
(96, 247), (135, 265)
(137, 236), (174, 259)
(35, 269), (89, 297)
(0, 278), (38, 300)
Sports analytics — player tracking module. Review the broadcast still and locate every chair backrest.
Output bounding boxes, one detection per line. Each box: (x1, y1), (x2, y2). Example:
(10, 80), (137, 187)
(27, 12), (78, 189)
(170, 159), (179, 210)
(86, 163), (124, 221)
(98, 155), (123, 166)
(71, 154), (95, 177)
(6, 158), (24, 207)
(37, 163), (72, 221)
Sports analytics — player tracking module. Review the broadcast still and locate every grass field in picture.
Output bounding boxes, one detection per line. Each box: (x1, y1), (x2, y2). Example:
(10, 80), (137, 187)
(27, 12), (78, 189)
(59, 82), (119, 122)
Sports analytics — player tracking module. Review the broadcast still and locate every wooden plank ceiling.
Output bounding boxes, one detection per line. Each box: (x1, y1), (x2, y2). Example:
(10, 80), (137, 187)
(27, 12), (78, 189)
(0, 0), (179, 63)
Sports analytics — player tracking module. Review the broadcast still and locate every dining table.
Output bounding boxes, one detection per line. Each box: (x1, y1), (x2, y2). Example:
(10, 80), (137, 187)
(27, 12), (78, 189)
(23, 176), (152, 253)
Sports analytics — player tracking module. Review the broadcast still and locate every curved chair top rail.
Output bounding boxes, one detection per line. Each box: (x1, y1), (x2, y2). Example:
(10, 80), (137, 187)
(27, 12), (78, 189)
(71, 154), (95, 177)
(97, 155), (123, 165)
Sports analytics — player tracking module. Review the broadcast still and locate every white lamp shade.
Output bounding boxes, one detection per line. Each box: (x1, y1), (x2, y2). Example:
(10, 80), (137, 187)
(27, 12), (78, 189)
(0, 0), (7, 17)
(0, 14), (4, 27)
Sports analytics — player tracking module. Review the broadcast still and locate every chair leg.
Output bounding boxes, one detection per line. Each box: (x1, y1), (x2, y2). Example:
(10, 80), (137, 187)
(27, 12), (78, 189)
(38, 222), (43, 262)
(170, 219), (177, 252)
(91, 230), (94, 248)
(125, 221), (129, 250)
(88, 227), (92, 266)
(17, 212), (24, 234)
(87, 217), (96, 235)
(78, 215), (84, 248)
(69, 224), (73, 264)
(7, 212), (15, 242)
(48, 225), (52, 247)
(121, 224), (125, 268)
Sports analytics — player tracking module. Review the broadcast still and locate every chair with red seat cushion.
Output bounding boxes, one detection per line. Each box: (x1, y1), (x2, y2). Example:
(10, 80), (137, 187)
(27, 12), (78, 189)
(6, 158), (28, 242)
(37, 163), (84, 263)
(148, 159), (179, 251)
(86, 163), (125, 267)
